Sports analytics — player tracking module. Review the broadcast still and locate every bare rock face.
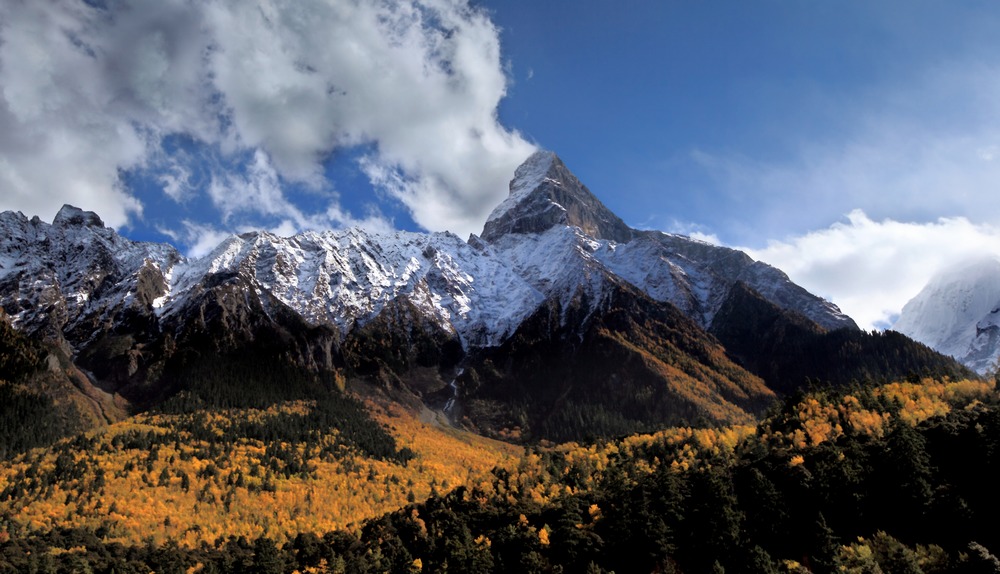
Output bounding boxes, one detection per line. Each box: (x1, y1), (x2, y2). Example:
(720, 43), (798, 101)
(52, 204), (105, 228)
(481, 151), (634, 244)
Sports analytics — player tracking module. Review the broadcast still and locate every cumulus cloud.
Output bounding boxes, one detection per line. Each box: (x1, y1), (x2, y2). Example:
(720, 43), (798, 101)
(746, 211), (1000, 331)
(205, 149), (394, 241)
(0, 0), (533, 239)
(207, 150), (301, 225)
(323, 204), (396, 235)
(661, 219), (722, 246)
(0, 1), (150, 226)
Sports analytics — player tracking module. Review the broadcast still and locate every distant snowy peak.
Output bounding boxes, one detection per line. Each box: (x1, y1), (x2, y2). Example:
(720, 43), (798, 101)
(894, 256), (1000, 356)
(481, 150), (634, 243)
(893, 256), (1000, 373)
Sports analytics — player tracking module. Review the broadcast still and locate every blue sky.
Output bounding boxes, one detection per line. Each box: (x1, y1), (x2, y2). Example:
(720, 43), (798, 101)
(3, 0), (1000, 329)
(486, 1), (1000, 239)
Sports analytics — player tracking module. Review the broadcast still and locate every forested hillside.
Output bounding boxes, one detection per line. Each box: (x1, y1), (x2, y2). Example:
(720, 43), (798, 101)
(710, 283), (976, 394)
(2, 376), (997, 573)
(458, 286), (775, 444)
(0, 312), (119, 459)
(0, 395), (518, 550)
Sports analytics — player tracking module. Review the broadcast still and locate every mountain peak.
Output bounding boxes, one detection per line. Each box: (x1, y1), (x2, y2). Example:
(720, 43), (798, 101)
(481, 151), (634, 243)
(893, 254), (1000, 373)
(53, 204), (105, 228)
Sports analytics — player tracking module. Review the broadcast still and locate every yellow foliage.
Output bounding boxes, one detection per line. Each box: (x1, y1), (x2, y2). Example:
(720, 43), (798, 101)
(0, 397), (519, 548)
(760, 378), (993, 453)
(588, 503), (602, 522)
(2, 374), (990, 551)
(538, 526), (550, 546)
(781, 559), (811, 573)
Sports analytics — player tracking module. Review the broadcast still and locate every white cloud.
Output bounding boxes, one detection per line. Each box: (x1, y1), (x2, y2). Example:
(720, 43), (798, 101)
(746, 211), (1000, 331)
(0, 0), (533, 237)
(268, 220), (299, 238)
(324, 204), (396, 235)
(158, 161), (195, 203)
(0, 1), (149, 226)
(978, 145), (1000, 162)
(662, 219), (722, 246)
(177, 221), (233, 259)
(208, 150), (302, 225)
(692, 62), (1000, 244)
(687, 231), (722, 246)
(692, 60), (1000, 332)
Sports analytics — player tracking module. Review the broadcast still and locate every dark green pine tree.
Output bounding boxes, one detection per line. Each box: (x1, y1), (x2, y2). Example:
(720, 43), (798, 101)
(680, 466), (743, 572)
(743, 544), (780, 574)
(880, 417), (934, 540)
(808, 513), (841, 574)
(250, 536), (285, 574)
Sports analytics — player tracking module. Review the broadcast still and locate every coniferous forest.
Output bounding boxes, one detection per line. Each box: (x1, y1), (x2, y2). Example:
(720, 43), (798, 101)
(2, 372), (1000, 573)
(4, 295), (1000, 572)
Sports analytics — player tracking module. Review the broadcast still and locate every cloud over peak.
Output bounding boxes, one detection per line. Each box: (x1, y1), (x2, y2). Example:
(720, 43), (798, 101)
(747, 211), (1000, 331)
(0, 0), (534, 242)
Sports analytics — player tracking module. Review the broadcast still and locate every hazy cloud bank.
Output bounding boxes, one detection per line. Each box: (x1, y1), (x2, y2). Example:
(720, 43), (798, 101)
(747, 211), (1000, 331)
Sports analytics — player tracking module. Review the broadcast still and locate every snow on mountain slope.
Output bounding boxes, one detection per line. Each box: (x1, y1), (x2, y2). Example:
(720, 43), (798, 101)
(893, 256), (1000, 373)
(0, 150), (857, 363)
(165, 228), (543, 347)
(594, 233), (726, 325)
(487, 225), (621, 324)
(483, 152), (856, 332)
(0, 206), (543, 351)
(0, 205), (178, 340)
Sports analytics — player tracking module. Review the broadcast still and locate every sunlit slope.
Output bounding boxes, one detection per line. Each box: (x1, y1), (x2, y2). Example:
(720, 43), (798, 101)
(0, 397), (518, 547)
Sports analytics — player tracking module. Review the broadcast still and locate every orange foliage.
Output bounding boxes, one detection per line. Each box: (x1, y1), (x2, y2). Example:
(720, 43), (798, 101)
(759, 377), (994, 461)
(0, 398), (519, 548)
(2, 375), (990, 550)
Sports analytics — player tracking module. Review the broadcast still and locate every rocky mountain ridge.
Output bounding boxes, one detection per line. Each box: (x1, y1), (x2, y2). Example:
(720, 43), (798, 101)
(2, 150), (967, 443)
(0, 151), (854, 354)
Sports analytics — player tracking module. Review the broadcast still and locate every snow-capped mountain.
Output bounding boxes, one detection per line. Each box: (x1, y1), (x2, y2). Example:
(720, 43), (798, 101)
(5, 150), (918, 439)
(167, 227), (545, 348)
(893, 256), (1000, 374)
(0, 150), (854, 358)
(0, 205), (179, 346)
(481, 151), (857, 331)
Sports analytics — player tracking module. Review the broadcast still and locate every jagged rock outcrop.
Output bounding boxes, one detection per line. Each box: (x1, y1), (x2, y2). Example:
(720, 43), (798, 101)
(481, 150), (635, 243)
